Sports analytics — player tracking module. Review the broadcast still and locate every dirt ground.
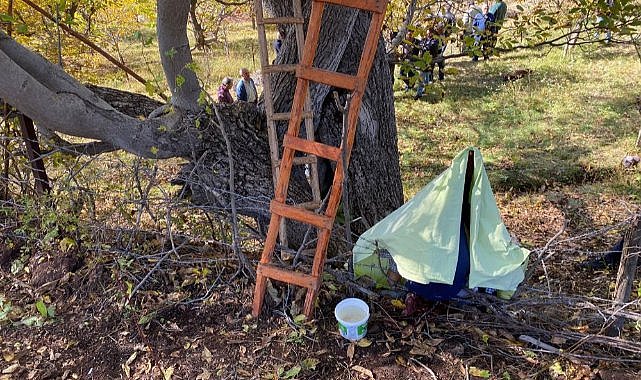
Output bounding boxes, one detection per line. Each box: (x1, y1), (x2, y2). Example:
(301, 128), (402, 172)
(1, 189), (641, 380)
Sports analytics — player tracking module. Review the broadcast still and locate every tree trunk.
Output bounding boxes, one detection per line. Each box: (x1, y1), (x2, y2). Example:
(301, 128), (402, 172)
(157, 0), (201, 111)
(189, 0), (207, 51)
(605, 215), (641, 337)
(267, 1), (404, 234)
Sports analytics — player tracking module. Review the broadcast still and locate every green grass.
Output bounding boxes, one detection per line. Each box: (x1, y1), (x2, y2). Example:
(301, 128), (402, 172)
(394, 45), (641, 199)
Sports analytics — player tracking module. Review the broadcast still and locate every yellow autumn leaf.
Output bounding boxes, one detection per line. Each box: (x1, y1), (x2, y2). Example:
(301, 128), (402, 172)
(352, 365), (374, 379)
(1, 352), (14, 362)
(357, 338), (372, 347)
(469, 367), (490, 378)
(163, 366), (174, 380)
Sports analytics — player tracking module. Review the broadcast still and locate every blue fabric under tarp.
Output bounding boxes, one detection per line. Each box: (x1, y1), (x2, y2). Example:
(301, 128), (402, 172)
(406, 224), (470, 300)
(353, 147), (530, 295)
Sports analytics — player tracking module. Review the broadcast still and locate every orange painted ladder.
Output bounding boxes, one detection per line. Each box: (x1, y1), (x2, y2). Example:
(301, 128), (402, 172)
(252, 0), (390, 319)
(255, 0), (322, 253)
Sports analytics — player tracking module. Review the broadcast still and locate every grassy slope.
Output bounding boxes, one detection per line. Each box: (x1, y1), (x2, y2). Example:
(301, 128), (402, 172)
(395, 45), (641, 201)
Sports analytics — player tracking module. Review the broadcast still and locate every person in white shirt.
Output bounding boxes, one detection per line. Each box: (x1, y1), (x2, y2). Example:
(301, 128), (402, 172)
(236, 68), (258, 103)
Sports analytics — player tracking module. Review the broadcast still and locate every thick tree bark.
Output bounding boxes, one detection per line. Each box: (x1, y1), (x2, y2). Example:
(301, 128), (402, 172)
(267, 2), (404, 232)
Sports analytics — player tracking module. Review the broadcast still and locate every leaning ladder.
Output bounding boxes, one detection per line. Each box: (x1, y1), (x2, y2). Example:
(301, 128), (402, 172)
(255, 0), (322, 253)
(252, 0), (389, 319)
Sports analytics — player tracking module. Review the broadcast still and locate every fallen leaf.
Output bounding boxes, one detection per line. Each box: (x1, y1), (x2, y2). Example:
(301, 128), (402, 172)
(2, 352), (15, 362)
(122, 351), (137, 377)
(352, 365), (374, 379)
(266, 280), (281, 304)
(425, 338), (444, 347)
(401, 325), (413, 339)
(347, 342), (355, 361)
(2, 364), (19, 374)
(195, 369), (211, 380)
(282, 365), (301, 379)
(125, 352), (138, 366)
(356, 338), (372, 347)
(390, 299), (405, 309)
(202, 346), (213, 363)
(163, 366), (174, 380)
(469, 366), (490, 378)
(409, 342), (436, 356)
(301, 358), (319, 370)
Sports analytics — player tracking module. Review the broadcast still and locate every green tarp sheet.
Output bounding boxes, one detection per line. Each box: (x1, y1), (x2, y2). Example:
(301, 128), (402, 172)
(353, 147), (530, 291)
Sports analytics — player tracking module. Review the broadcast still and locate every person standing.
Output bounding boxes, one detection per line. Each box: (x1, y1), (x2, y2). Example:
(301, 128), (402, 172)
(462, 1), (483, 56)
(482, 4), (496, 60)
(236, 68), (258, 103)
(399, 30), (421, 91)
(217, 77), (234, 104)
(471, 4), (486, 61)
(415, 29), (443, 99)
(274, 29), (286, 55)
(486, 0), (508, 58)
(489, 0), (508, 26)
(441, 5), (456, 55)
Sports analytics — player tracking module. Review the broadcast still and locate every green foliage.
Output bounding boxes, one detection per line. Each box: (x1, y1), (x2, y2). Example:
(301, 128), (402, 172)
(35, 299), (55, 319)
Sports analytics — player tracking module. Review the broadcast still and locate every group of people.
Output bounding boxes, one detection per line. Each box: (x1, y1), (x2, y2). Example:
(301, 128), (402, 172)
(217, 67), (258, 104)
(397, 0), (508, 99)
(398, 8), (455, 99)
(463, 0), (507, 61)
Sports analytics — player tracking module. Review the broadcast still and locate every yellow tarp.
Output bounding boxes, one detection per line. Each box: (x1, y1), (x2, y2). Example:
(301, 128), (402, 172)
(353, 147), (529, 291)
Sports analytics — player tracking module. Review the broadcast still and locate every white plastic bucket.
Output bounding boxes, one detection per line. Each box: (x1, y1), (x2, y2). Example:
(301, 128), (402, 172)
(334, 298), (369, 341)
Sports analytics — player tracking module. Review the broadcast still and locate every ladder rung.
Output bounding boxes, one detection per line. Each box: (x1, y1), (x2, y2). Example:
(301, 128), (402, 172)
(271, 200), (333, 229)
(270, 111), (313, 121)
(297, 67), (358, 91)
(318, 0), (387, 13)
(297, 201), (322, 210)
(262, 64), (298, 74)
(258, 16), (305, 25)
(291, 155), (317, 165)
(283, 135), (341, 162)
(257, 263), (318, 289)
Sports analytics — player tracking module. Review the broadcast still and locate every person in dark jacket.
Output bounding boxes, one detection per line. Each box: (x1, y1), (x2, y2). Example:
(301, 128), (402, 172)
(399, 30), (421, 91)
(415, 30), (443, 99)
(236, 68), (258, 103)
(217, 77), (234, 104)
(485, 0), (508, 57)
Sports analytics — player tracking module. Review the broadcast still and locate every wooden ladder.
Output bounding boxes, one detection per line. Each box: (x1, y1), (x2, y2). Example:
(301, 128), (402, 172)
(252, 0), (389, 319)
(255, 0), (322, 254)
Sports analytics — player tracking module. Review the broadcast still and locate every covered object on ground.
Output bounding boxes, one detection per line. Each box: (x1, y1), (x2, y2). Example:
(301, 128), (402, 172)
(353, 147), (530, 292)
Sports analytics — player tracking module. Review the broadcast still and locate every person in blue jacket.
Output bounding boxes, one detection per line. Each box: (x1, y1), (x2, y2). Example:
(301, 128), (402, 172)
(236, 68), (258, 103)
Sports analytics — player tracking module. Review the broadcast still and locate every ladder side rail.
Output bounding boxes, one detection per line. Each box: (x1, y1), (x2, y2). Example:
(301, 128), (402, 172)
(293, 0), (322, 204)
(273, 1), (326, 202)
(255, 0), (290, 250)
